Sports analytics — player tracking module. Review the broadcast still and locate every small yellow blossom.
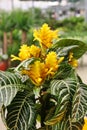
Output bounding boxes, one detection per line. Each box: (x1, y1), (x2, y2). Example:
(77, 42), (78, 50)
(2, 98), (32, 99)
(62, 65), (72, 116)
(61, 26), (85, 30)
(22, 61), (46, 86)
(45, 52), (58, 72)
(11, 45), (30, 61)
(33, 23), (58, 49)
(82, 117), (87, 130)
(18, 45), (30, 60)
(45, 52), (64, 76)
(29, 45), (41, 58)
(68, 52), (78, 67)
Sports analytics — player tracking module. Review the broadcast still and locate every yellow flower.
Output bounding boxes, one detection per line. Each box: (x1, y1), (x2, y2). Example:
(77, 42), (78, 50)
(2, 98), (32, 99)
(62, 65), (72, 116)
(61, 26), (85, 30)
(22, 61), (46, 86)
(18, 45), (31, 60)
(11, 45), (41, 61)
(45, 51), (64, 76)
(68, 52), (78, 67)
(33, 23), (58, 49)
(11, 45), (30, 61)
(29, 45), (41, 58)
(82, 117), (87, 130)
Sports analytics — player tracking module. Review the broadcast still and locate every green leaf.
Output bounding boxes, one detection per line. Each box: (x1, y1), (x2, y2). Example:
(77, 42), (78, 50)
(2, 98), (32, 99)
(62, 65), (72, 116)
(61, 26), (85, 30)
(52, 39), (87, 59)
(54, 62), (73, 79)
(45, 78), (76, 125)
(15, 58), (38, 71)
(71, 83), (87, 122)
(0, 71), (26, 107)
(50, 78), (76, 96)
(52, 118), (83, 130)
(56, 45), (78, 57)
(6, 90), (36, 130)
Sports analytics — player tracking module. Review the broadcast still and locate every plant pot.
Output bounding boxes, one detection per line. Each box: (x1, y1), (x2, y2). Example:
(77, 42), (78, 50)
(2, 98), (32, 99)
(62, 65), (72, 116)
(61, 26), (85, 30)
(0, 60), (8, 71)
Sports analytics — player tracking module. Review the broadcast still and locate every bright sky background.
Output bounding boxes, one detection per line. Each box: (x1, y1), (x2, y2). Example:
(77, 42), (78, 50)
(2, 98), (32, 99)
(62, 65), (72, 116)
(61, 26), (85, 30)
(0, 0), (59, 11)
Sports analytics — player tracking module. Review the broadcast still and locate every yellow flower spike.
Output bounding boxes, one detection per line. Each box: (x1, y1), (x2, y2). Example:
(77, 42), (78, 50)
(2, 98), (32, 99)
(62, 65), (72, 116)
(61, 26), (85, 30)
(45, 52), (64, 77)
(45, 51), (58, 76)
(22, 61), (46, 86)
(68, 52), (78, 67)
(18, 45), (30, 61)
(45, 51), (58, 71)
(11, 44), (31, 61)
(82, 116), (87, 130)
(33, 23), (58, 49)
(29, 45), (41, 58)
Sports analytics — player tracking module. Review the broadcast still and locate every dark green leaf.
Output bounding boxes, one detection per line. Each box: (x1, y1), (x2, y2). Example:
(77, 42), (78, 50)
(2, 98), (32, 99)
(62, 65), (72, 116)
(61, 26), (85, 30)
(54, 62), (73, 79)
(52, 118), (83, 130)
(6, 91), (36, 130)
(52, 39), (87, 59)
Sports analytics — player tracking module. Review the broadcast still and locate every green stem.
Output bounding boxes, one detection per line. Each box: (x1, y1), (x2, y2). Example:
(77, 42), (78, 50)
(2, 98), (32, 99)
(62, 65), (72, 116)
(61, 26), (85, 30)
(46, 125), (48, 130)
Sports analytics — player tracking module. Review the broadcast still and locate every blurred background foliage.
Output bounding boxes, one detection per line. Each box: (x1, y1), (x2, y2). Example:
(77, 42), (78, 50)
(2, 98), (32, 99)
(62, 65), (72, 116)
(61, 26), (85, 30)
(0, 8), (87, 61)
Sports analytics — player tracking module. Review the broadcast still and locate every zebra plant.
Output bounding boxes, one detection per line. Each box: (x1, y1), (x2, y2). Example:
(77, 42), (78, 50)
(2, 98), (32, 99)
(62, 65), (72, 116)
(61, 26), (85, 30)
(0, 23), (87, 130)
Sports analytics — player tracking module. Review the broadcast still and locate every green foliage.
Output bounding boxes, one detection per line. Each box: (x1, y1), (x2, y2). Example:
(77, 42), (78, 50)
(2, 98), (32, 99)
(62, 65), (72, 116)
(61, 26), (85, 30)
(0, 11), (16, 32)
(57, 16), (84, 30)
(7, 42), (21, 57)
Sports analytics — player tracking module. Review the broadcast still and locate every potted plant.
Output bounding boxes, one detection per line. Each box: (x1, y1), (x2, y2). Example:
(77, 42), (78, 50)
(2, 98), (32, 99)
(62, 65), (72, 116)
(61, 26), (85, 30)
(0, 53), (8, 71)
(0, 23), (87, 130)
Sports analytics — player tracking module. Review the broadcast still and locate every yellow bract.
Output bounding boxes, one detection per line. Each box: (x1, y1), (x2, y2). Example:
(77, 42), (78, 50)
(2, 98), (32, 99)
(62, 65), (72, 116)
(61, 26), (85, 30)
(11, 45), (30, 61)
(22, 61), (46, 86)
(29, 45), (41, 58)
(33, 23), (58, 49)
(68, 52), (78, 67)
(82, 117), (87, 130)
(45, 52), (58, 75)
(11, 45), (41, 61)
(21, 52), (64, 86)
(18, 45), (30, 61)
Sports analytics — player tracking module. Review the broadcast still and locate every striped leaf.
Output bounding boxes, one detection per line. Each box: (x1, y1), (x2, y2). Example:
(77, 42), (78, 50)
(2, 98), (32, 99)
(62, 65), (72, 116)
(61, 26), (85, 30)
(54, 62), (73, 79)
(15, 58), (38, 71)
(51, 39), (87, 59)
(52, 118), (83, 130)
(71, 83), (87, 122)
(45, 78), (76, 125)
(50, 78), (76, 97)
(6, 91), (36, 130)
(0, 71), (26, 107)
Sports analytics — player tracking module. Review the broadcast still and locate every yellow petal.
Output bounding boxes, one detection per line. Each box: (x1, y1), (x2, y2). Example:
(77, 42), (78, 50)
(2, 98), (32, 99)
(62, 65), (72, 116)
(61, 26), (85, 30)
(82, 117), (87, 130)
(11, 55), (22, 61)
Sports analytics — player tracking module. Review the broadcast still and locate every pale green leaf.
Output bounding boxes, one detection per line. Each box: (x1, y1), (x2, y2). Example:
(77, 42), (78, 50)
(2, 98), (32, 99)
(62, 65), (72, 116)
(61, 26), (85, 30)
(0, 71), (26, 107)
(71, 83), (87, 122)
